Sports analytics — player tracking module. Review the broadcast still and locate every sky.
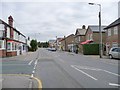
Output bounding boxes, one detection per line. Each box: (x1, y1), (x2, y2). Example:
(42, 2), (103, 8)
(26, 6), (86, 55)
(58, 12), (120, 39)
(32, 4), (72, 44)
(1, 0), (119, 42)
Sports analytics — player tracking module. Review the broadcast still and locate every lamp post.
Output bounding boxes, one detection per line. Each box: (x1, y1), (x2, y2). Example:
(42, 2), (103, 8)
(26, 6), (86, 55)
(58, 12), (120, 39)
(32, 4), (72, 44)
(88, 3), (103, 58)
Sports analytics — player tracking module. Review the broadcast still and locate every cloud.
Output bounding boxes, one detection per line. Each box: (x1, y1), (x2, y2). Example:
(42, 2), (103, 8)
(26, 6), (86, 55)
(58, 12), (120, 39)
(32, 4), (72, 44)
(1, 2), (118, 42)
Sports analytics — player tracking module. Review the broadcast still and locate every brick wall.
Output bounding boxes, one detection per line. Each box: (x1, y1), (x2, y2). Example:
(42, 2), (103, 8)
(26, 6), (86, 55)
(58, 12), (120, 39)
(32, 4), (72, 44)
(7, 51), (17, 57)
(0, 50), (6, 57)
(93, 32), (106, 44)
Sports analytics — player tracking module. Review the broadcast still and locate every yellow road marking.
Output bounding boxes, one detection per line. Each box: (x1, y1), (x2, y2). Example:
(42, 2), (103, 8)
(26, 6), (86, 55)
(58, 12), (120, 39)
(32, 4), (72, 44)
(1, 74), (42, 89)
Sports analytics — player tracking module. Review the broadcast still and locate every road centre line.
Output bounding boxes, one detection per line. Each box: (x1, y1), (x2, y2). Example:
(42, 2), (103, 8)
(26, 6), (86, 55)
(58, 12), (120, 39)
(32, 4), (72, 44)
(109, 83), (120, 87)
(35, 60), (38, 65)
(28, 60), (34, 65)
(71, 65), (98, 81)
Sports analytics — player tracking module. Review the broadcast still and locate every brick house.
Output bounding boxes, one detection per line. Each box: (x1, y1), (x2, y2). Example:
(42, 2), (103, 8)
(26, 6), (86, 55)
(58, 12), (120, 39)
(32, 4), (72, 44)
(85, 25), (106, 44)
(60, 34), (75, 52)
(0, 16), (27, 57)
(74, 25), (87, 53)
(104, 18), (120, 55)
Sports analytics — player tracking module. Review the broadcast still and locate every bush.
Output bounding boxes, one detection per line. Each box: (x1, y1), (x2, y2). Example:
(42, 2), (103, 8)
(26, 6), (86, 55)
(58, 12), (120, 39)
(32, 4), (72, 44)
(83, 44), (99, 55)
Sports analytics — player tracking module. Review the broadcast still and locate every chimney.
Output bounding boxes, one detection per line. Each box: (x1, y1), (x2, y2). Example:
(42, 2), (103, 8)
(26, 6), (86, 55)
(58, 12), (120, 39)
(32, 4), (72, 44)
(82, 25), (86, 29)
(8, 15), (13, 27)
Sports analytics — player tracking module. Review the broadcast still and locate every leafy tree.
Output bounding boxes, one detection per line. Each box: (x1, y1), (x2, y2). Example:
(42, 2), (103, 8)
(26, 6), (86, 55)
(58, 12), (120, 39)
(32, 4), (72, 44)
(30, 39), (38, 51)
(38, 41), (49, 48)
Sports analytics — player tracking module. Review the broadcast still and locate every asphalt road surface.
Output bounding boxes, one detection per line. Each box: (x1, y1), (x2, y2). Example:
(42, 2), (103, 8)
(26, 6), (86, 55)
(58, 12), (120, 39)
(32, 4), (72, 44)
(1, 48), (120, 88)
(33, 48), (119, 88)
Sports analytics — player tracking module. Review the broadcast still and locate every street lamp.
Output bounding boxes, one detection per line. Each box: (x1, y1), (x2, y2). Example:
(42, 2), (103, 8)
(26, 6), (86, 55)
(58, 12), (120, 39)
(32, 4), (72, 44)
(89, 3), (103, 58)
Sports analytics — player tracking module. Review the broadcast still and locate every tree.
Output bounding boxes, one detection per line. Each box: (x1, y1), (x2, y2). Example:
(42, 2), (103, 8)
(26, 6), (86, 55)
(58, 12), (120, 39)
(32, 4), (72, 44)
(30, 39), (38, 51)
(37, 41), (49, 48)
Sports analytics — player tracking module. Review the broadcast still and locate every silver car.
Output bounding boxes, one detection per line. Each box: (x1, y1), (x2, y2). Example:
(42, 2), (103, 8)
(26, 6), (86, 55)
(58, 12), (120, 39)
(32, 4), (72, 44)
(109, 47), (120, 59)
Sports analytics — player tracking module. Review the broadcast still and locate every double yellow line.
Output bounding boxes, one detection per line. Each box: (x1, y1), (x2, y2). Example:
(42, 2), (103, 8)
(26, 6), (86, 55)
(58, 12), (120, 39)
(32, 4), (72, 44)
(1, 74), (42, 89)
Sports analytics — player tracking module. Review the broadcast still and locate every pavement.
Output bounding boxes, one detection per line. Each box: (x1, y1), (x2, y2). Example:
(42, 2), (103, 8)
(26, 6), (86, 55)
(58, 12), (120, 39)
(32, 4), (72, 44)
(1, 50), (42, 89)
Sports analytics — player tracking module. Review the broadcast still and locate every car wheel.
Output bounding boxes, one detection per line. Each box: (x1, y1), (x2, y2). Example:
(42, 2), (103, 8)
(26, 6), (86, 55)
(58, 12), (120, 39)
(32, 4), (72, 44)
(109, 54), (113, 59)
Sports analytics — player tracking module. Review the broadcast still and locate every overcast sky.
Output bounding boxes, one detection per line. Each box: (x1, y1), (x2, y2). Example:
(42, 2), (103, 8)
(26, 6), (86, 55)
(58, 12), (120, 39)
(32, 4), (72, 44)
(1, 0), (119, 42)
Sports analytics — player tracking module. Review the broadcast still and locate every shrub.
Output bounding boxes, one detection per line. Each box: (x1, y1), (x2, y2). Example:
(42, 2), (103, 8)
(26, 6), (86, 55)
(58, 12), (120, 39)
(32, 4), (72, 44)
(83, 44), (99, 55)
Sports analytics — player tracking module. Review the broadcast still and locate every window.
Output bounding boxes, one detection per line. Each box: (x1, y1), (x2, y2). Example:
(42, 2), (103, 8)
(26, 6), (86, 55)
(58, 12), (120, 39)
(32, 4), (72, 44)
(7, 27), (10, 38)
(12, 43), (14, 50)
(0, 40), (5, 49)
(114, 26), (118, 35)
(108, 28), (111, 36)
(0, 24), (5, 30)
(7, 42), (11, 50)
(112, 48), (118, 52)
(0, 41), (2, 48)
(112, 42), (118, 47)
(90, 34), (93, 40)
(79, 36), (80, 41)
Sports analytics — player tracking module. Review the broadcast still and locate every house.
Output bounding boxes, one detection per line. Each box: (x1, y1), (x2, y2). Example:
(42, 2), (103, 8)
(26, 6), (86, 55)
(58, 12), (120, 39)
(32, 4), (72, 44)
(60, 34), (75, 52)
(74, 25), (87, 53)
(85, 25), (106, 44)
(104, 18), (120, 55)
(48, 40), (56, 48)
(55, 38), (63, 50)
(0, 16), (27, 57)
(74, 25), (106, 53)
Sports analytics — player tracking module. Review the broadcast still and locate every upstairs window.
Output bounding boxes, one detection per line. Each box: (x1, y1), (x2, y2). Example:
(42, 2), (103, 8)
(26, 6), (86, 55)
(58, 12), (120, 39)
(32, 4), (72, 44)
(0, 24), (5, 30)
(114, 26), (118, 35)
(108, 28), (111, 36)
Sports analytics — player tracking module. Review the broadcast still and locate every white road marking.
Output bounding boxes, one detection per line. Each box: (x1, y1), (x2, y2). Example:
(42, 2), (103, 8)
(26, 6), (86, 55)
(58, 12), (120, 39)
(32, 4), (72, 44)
(71, 65), (98, 80)
(28, 60), (34, 65)
(34, 64), (37, 70)
(109, 83), (120, 87)
(73, 65), (101, 71)
(103, 70), (120, 77)
(32, 71), (35, 74)
(34, 60), (38, 65)
(72, 65), (120, 77)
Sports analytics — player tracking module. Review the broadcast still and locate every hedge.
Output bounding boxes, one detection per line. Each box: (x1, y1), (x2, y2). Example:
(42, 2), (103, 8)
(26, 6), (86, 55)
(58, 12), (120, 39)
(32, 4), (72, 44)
(83, 44), (99, 55)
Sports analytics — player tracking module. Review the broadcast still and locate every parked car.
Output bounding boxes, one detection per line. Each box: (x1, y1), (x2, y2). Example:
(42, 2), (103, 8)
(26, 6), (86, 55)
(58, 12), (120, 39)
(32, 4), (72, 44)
(109, 47), (120, 59)
(47, 47), (56, 51)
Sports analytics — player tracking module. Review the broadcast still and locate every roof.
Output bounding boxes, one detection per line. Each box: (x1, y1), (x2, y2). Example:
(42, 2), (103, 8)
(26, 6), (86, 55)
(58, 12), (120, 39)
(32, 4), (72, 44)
(0, 19), (26, 38)
(75, 28), (87, 35)
(88, 25), (107, 32)
(48, 40), (56, 43)
(104, 18), (120, 29)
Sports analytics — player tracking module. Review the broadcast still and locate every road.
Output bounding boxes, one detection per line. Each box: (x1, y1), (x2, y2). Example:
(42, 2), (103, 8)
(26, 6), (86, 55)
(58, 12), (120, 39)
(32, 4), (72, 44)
(1, 48), (120, 88)
(34, 48), (120, 88)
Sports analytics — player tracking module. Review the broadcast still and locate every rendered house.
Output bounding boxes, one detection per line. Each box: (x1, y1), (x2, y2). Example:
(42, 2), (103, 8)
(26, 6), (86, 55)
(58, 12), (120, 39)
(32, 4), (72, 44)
(104, 18), (120, 55)
(0, 16), (27, 57)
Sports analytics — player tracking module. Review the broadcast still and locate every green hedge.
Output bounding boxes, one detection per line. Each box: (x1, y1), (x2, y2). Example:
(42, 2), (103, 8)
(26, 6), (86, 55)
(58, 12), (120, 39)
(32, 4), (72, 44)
(83, 44), (99, 55)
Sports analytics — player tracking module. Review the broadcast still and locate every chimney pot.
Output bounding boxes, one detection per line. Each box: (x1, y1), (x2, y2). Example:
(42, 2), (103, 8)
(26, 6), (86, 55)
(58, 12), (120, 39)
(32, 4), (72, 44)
(82, 25), (86, 29)
(8, 15), (13, 27)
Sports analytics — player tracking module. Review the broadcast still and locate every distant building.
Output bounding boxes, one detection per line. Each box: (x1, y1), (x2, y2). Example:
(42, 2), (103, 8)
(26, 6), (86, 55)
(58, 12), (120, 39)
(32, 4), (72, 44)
(104, 18), (120, 55)
(60, 34), (75, 52)
(0, 16), (27, 57)
(48, 40), (56, 48)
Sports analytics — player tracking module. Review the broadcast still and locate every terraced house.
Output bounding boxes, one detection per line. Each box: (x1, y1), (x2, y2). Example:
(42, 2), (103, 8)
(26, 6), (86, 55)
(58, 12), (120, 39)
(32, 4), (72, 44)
(104, 18), (120, 55)
(0, 16), (27, 57)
